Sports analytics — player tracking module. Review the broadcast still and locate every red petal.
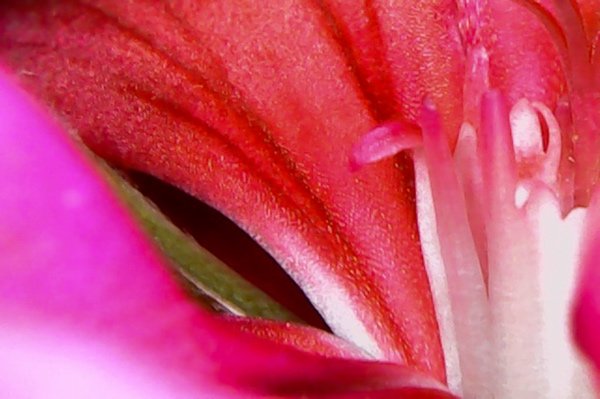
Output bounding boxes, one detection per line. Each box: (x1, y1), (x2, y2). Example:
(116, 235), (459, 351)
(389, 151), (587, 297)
(225, 316), (369, 360)
(318, 0), (465, 140)
(480, 0), (566, 107)
(578, 0), (600, 40)
(0, 70), (455, 398)
(0, 1), (445, 379)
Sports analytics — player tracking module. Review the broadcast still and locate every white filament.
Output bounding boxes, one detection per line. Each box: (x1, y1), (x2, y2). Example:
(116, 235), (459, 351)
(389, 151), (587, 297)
(415, 97), (596, 398)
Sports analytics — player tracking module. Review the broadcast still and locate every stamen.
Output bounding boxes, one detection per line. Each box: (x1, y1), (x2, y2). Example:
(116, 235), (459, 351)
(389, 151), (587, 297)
(480, 91), (548, 396)
(479, 90), (518, 208)
(418, 99), (491, 398)
(454, 123), (488, 282)
(414, 153), (462, 395)
(348, 121), (421, 171)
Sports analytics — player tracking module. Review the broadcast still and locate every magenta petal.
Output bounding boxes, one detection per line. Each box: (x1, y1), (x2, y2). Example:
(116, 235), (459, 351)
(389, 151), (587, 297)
(0, 70), (453, 398)
(573, 190), (600, 377)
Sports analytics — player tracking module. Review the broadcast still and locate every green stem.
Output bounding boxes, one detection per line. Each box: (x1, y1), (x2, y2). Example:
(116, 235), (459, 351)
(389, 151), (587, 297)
(94, 155), (300, 322)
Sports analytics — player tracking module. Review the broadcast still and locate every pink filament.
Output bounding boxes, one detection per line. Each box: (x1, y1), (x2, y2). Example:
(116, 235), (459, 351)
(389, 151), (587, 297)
(479, 90), (518, 207)
(453, 123), (488, 283)
(418, 99), (491, 397)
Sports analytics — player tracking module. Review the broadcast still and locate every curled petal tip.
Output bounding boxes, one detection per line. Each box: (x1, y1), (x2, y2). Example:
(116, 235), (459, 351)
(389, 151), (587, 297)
(349, 121), (421, 170)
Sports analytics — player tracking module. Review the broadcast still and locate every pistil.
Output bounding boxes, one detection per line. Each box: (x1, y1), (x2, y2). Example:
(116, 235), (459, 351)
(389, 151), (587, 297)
(351, 84), (596, 396)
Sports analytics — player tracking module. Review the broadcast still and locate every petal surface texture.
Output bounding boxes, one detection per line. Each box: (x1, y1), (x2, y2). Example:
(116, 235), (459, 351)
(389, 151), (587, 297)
(0, 0), (449, 378)
(0, 70), (458, 398)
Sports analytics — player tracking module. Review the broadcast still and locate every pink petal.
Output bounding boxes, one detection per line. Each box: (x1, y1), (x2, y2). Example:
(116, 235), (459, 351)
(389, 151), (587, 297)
(0, 70), (454, 398)
(573, 189), (600, 379)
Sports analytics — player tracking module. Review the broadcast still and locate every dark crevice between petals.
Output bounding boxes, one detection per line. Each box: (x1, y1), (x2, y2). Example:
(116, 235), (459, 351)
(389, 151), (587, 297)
(92, 155), (307, 325)
(128, 171), (330, 331)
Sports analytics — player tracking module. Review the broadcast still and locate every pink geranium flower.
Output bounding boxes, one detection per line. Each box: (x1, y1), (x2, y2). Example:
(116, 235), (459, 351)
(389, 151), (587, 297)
(1, 1), (600, 397)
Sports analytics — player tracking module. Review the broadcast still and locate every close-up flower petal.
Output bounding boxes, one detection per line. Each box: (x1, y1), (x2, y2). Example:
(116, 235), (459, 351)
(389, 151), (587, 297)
(2, 0), (600, 397)
(0, 69), (454, 398)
